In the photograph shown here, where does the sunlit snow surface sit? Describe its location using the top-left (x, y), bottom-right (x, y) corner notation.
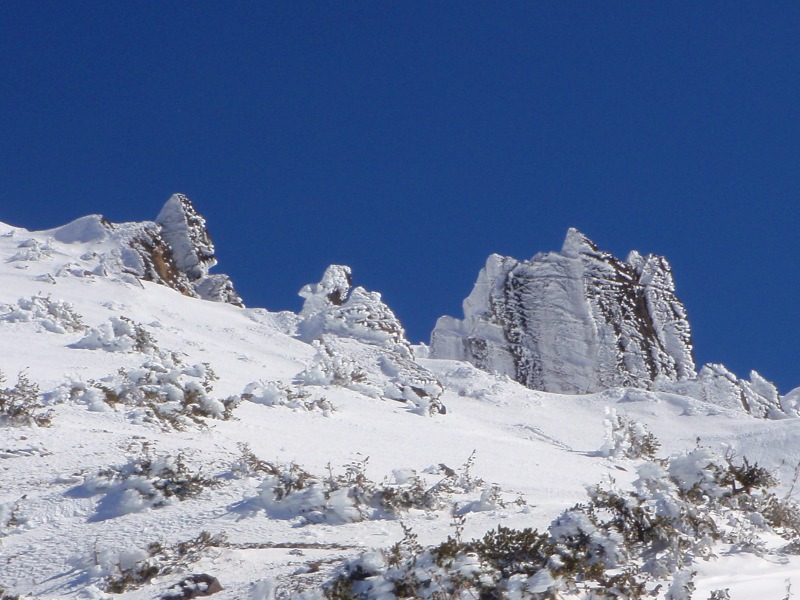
top-left (1, 217), bottom-right (800, 599)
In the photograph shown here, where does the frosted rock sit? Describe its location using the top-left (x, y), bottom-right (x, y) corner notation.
top-left (741, 370), bottom-right (782, 418)
top-left (298, 265), bottom-right (410, 352)
top-left (296, 267), bottom-right (444, 414)
top-left (430, 229), bottom-right (696, 394)
top-left (656, 363), bottom-right (787, 419)
top-left (42, 194), bottom-right (242, 306)
top-left (299, 264), bottom-right (353, 315)
top-left (155, 193), bottom-right (217, 280)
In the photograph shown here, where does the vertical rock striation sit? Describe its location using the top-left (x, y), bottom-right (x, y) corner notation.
top-left (431, 228), bottom-right (695, 394)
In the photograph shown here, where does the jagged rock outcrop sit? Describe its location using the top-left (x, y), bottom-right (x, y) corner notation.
top-left (48, 194), bottom-right (242, 306)
top-left (431, 229), bottom-right (696, 394)
top-left (297, 265), bottom-right (408, 350)
top-left (430, 229), bottom-right (791, 419)
top-left (296, 265), bottom-right (444, 414)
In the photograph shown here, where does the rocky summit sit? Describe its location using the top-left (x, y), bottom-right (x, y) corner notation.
top-left (430, 228), bottom-right (792, 418)
top-left (430, 228), bottom-right (696, 394)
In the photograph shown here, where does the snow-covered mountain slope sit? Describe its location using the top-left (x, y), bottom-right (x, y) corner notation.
top-left (2, 199), bottom-right (800, 600)
top-left (430, 228), bottom-right (794, 419)
top-left (26, 194), bottom-right (242, 308)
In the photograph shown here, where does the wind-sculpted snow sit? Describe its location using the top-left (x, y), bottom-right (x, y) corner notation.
top-left (297, 265), bottom-right (445, 414)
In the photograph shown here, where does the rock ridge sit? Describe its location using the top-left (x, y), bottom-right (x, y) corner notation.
top-left (430, 229), bottom-right (795, 419)
top-left (430, 228), bottom-right (695, 394)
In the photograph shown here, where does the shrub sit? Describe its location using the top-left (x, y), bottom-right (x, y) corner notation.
top-left (0, 371), bottom-right (51, 427)
top-left (71, 315), bottom-right (162, 354)
top-left (7, 238), bottom-right (52, 263)
top-left (0, 586), bottom-right (20, 600)
top-left (600, 407), bottom-right (660, 460)
top-left (73, 445), bottom-right (221, 520)
top-left (0, 294), bottom-right (84, 333)
top-left (242, 380), bottom-right (334, 415)
top-left (296, 339), bottom-right (380, 397)
top-left (61, 358), bottom-right (239, 429)
top-left (295, 336), bottom-right (446, 416)
top-left (319, 441), bottom-right (800, 599)
top-left (0, 497), bottom-right (28, 535)
top-left (96, 531), bottom-right (226, 593)
top-left (239, 451), bottom-right (505, 526)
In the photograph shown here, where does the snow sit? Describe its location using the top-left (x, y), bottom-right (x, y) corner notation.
top-left (2, 210), bottom-right (800, 598)
top-left (48, 215), bottom-right (110, 244)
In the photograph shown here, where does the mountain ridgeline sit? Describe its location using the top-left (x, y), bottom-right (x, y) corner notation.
top-left (33, 195), bottom-right (800, 419)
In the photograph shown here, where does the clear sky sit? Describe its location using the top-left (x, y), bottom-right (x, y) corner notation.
top-left (2, 3), bottom-right (798, 392)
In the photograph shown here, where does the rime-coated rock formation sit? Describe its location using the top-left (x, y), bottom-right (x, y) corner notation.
top-left (296, 265), bottom-right (444, 414)
top-left (430, 229), bottom-right (792, 419)
top-left (297, 265), bottom-right (408, 350)
top-left (431, 229), bottom-right (696, 394)
top-left (48, 194), bottom-right (242, 306)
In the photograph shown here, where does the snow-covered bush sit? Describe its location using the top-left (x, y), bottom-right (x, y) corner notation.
top-left (70, 315), bottom-right (162, 354)
top-left (296, 337), bottom-right (446, 416)
top-left (0, 371), bottom-right (51, 427)
top-left (86, 531), bottom-right (226, 593)
top-left (0, 586), bottom-right (20, 600)
top-left (72, 446), bottom-right (220, 521)
top-left (318, 444), bottom-right (800, 599)
top-left (0, 294), bottom-right (84, 333)
top-left (6, 238), bottom-right (52, 263)
top-left (242, 380), bottom-right (334, 415)
top-left (60, 357), bottom-right (239, 428)
top-left (599, 407), bottom-right (660, 460)
top-left (238, 451), bottom-right (501, 526)
top-left (0, 497), bottom-right (29, 536)
top-left (296, 338), bottom-right (380, 396)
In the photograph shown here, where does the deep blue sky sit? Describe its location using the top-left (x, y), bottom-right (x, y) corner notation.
top-left (2, 3), bottom-right (798, 391)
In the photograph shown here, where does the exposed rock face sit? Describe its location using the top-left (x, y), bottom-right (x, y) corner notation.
top-left (430, 228), bottom-right (793, 419)
top-left (296, 265), bottom-right (444, 414)
top-left (147, 194), bottom-right (242, 305)
top-left (50, 194), bottom-right (243, 306)
top-left (155, 194), bottom-right (217, 281)
top-left (431, 229), bottom-right (696, 394)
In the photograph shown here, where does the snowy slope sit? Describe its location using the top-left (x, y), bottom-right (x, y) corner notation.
top-left (2, 200), bottom-right (800, 600)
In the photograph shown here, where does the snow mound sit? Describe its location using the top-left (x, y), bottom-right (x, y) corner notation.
top-left (50, 214), bottom-right (110, 244)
